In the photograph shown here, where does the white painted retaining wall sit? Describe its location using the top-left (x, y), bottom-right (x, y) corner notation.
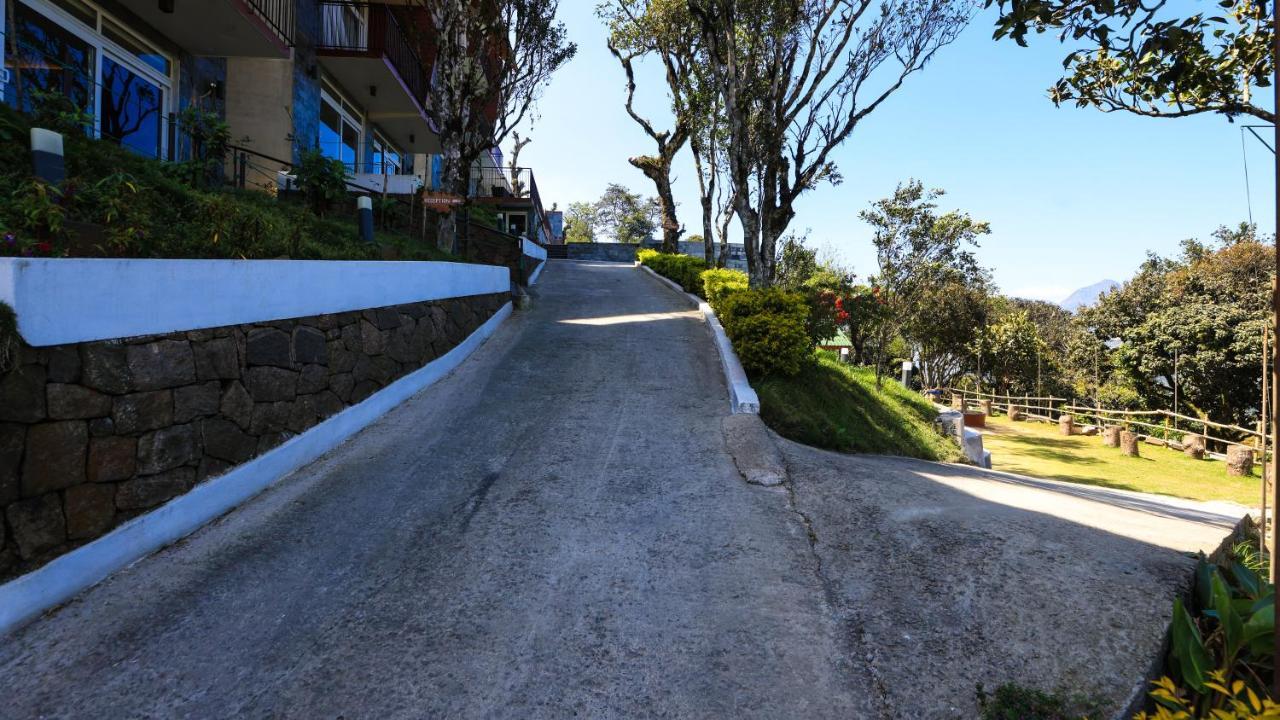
top-left (521, 238), bottom-right (548, 262)
top-left (0, 258), bottom-right (509, 347)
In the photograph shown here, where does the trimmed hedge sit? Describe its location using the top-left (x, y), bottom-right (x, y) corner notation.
top-left (701, 267), bottom-right (749, 309)
top-left (637, 249), bottom-right (709, 295)
top-left (717, 288), bottom-right (811, 378)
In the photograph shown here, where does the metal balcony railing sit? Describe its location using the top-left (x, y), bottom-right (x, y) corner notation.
top-left (246, 0), bottom-right (296, 46)
top-left (318, 2), bottom-right (429, 108)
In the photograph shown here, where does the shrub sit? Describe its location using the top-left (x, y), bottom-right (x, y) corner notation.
top-left (718, 288), bottom-right (810, 377)
top-left (293, 148), bottom-right (348, 216)
top-left (700, 267), bottom-right (748, 310)
top-left (636, 247), bottom-right (660, 264)
top-left (639, 250), bottom-right (708, 295)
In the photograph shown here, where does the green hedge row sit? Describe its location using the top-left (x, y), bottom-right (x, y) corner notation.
top-left (638, 249), bottom-right (809, 378)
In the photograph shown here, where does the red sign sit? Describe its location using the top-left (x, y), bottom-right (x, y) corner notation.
top-left (422, 192), bottom-right (464, 214)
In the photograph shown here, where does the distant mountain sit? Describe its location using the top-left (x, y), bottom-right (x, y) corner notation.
top-left (1060, 280), bottom-right (1120, 311)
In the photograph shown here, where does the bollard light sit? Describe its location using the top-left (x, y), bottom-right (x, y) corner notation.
top-left (30, 128), bottom-right (65, 186)
top-left (357, 196), bottom-right (374, 244)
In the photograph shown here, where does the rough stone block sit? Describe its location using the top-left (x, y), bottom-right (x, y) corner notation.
top-left (87, 436), bottom-right (137, 483)
top-left (174, 381), bottom-right (222, 423)
top-left (220, 381), bottom-right (254, 432)
top-left (22, 421), bottom-right (88, 496)
top-left (201, 417), bottom-right (256, 464)
top-left (247, 328), bottom-right (293, 368)
top-left (1102, 426), bottom-right (1122, 447)
top-left (113, 390), bottom-right (174, 435)
top-left (0, 423), bottom-right (25, 505)
top-left (246, 366), bottom-right (298, 403)
top-left (80, 343), bottom-right (131, 395)
top-left (197, 455), bottom-right (234, 482)
top-left (360, 320), bottom-right (385, 355)
top-left (287, 396), bottom-right (318, 434)
top-left (1120, 431), bottom-right (1140, 457)
top-left (351, 380), bottom-right (380, 404)
top-left (298, 364), bottom-right (329, 395)
top-left (293, 327), bottom-right (327, 366)
top-left (193, 337), bottom-right (240, 380)
top-left (46, 346), bottom-right (81, 383)
top-left (64, 483), bottom-right (116, 539)
top-left (330, 373), bottom-right (355, 403)
top-left (340, 323), bottom-right (362, 353)
top-left (1227, 446), bottom-right (1255, 477)
top-left (47, 383), bottom-right (112, 420)
top-left (256, 432), bottom-right (291, 455)
top-left (386, 330), bottom-right (417, 365)
top-left (137, 424), bottom-right (201, 475)
top-left (1058, 415), bottom-right (1074, 436)
top-left (1184, 435), bottom-right (1206, 460)
top-left (127, 340), bottom-right (196, 391)
top-left (0, 364), bottom-right (47, 423)
top-left (314, 390), bottom-right (345, 420)
top-left (116, 467), bottom-right (196, 510)
top-left (88, 417), bottom-right (115, 437)
top-left (250, 401), bottom-right (292, 435)
top-left (6, 493), bottom-right (65, 559)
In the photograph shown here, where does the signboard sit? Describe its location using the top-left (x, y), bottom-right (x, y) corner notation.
top-left (422, 192), bottom-right (464, 214)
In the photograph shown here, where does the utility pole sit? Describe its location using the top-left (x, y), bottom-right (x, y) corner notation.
top-left (1270, 9), bottom-right (1279, 694)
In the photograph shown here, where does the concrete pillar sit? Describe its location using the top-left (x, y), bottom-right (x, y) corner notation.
top-left (979, 399), bottom-right (993, 417)
top-left (1102, 426), bottom-right (1121, 447)
top-left (1227, 446), bottom-right (1255, 477)
top-left (1183, 436), bottom-right (1205, 460)
top-left (1120, 431), bottom-right (1140, 457)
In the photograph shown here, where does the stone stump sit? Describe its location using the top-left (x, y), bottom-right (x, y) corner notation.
top-left (979, 399), bottom-right (993, 417)
top-left (1008, 405), bottom-right (1024, 421)
top-left (1120, 431), bottom-right (1140, 457)
top-left (1102, 426), bottom-right (1122, 448)
top-left (951, 395), bottom-right (964, 411)
top-left (1058, 414), bottom-right (1074, 436)
top-left (1183, 436), bottom-right (1206, 460)
top-left (1227, 446), bottom-right (1255, 477)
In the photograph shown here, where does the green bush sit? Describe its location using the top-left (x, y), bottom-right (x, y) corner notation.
top-left (700, 267), bottom-right (748, 310)
top-left (638, 250), bottom-right (709, 295)
top-left (718, 288), bottom-right (810, 377)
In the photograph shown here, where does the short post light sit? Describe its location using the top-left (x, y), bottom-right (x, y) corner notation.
top-left (357, 195), bottom-right (374, 244)
top-left (30, 128), bottom-right (65, 186)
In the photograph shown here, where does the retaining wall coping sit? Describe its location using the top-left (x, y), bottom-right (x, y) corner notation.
top-left (0, 258), bottom-right (509, 347)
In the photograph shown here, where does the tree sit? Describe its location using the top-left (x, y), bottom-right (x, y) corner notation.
top-left (689, 0), bottom-right (972, 287)
top-left (595, 183), bottom-right (660, 243)
top-left (986, 0), bottom-right (1274, 122)
top-left (862, 181), bottom-right (991, 386)
top-left (564, 201), bottom-right (599, 243)
top-left (422, 0), bottom-right (576, 254)
top-left (602, 0), bottom-right (700, 253)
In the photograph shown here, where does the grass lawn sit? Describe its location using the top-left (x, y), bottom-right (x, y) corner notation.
top-left (981, 413), bottom-right (1260, 505)
top-left (757, 353), bottom-right (964, 462)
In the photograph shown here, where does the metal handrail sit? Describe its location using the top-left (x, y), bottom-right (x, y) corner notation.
top-left (245, 0), bottom-right (296, 46)
top-left (317, 2), bottom-right (428, 107)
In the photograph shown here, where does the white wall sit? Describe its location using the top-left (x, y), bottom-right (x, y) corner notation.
top-left (0, 258), bottom-right (510, 346)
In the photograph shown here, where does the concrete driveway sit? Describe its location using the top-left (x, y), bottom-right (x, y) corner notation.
top-left (0, 260), bottom-right (1241, 718)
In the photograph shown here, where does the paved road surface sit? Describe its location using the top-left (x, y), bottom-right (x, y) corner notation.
top-left (0, 260), bottom-right (1242, 718)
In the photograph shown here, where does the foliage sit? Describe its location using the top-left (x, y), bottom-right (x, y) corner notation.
top-left (987, 0), bottom-right (1274, 122)
top-left (1135, 673), bottom-right (1280, 719)
top-left (26, 87), bottom-right (93, 136)
top-left (1077, 231), bottom-right (1274, 426)
top-left (596, 183), bottom-right (660, 244)
top-left (564, 201), bottom-right (599, 243)
top-left (982, 310), bottom-right (1044, 394)
top-left (717, 288), bottom-right (811, 377)
top-left (976, 682), bottom-right (1102, 720)
top-left (700, 267), bottom-right (749, 308)
top-left (176, 105), bottom-right (232, 188)
top-left (638, 249), bottom-right (709, 294)
top-left (862, 180), bottom-right (991, 386)
top-left (0, 103), bottom-right (450, 262)
top-left (293, 148), bottom-right (348, 217)
top-left (1097, 381), bottom-right (1144, 410)
top-left (841, 284), bottom-right (890, 365)
top-left (688, 0), bottom-right (973, 286)
top-left (757, 353), bottom-right (964, 461)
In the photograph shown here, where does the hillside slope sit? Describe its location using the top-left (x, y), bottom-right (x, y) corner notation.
top-left (756, 353), bottom-right (963, 462)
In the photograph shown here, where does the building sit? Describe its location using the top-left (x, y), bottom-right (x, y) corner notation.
top-left (0, 0), bottom-right (553, 217)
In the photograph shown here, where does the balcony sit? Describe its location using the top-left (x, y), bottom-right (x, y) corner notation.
top-left (114, 0), bottom-right (293, 58)
top-left (316, 2), bottom-right (440, 154)
top-left (466, 166), bottom-right (552, 242)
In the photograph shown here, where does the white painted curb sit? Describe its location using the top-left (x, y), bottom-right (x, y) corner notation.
top-left (527, 259), bottom-right (545, 286)
top-left (637, 265), bottom-right (760, 415)
top-left (0, 302), bottom-right (513, 637)
top-left (0, 258), bottom-right (509, 346)
top-left (935, 405), bottom-right (993, 468)
top-left (520, 238), bottom-right (548, 262)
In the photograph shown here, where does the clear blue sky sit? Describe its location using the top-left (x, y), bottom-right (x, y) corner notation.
top-left (509, 3), bottom-right (1276, 303)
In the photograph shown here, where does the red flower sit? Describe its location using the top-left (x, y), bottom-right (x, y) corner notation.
top-left (35, 242), bottom-right (52, 254)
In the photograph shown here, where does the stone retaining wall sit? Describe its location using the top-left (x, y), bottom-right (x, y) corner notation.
top-left (0, 292), bottom-right (508, 581)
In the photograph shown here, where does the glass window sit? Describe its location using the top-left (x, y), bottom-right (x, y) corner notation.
top-left (99, 54), bottom-right (163, 158)
top-left (102, 18), bottom-right (169, 75)
top-left (8, 2), bottom-right (96, 120)
top-left (48, 0), bottom-right (95, 28)
top-left (319, 93), bottom-right (359, 171)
